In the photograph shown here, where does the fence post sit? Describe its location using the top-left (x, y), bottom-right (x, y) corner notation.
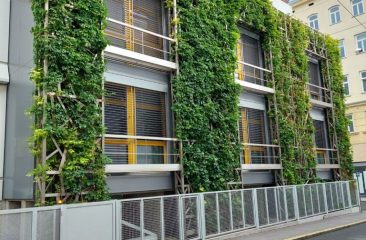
top-left (347, 182), bottom-right (352, 209)
top-left (115, 200), bottom-right (121, 240)
top-left (140, 199), bottom-right (144, 240)
top-left (293, 186), bottom-right (299, 220)
top-left (179, 196), bottom-right (184, 240)
top-left (31, 210), bottom-right (38, 240)
top-left (216, 193), bottom-right (221, 233)
top-left (229, 192), bottom-right (234, 231)
top-left (323, 183), bottom-right (328, 214)
top-left (283, 187), bottom-right (289, 222)
top-left (340, 182), bottom-right (346, 210)
top-left (160, 198), bottom-right (165, 240)
top-left (252, 189), bottom-right (259, 228)
top-left (199, 194), bottom-right (206, 239)
top-left (241, 190), bottom-right (246, 228)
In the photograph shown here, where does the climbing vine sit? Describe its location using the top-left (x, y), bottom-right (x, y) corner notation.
top-left (175, 0), bottom-right (353, 190)
top-left (30, 0), bottom-right (109, 205)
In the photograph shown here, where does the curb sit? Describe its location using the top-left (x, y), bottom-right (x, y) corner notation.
top-left (285, 219), bottom-right (366, 240)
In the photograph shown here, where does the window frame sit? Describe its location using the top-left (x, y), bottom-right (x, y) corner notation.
top-left (352, 0), bottom-right (365, 16)
top-left (339, 39), bottom-right (346, 58)
top-left (343, 75), bottom-right (350, 96)
top-left (347, 115), bottom-right (355, 133)
top-left (356, 32), bottom-right (366, 53)
top-left (329, 5), bottom-right (341, 25)
top-left (308, 14), bottom-right (319, 30)
top-left (361, 70), bottom-right (366, 92)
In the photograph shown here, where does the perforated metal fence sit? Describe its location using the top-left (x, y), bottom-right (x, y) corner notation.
top-left (120, 181), bottom-right (360, 240)
top-left (0, 181), bottom-right (360, 240)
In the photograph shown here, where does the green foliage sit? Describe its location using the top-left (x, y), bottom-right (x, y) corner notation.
top-left (175, 0), bottom-right (353, 188)
top-left (30, 0), bottom-right (109, 204)
top-left (174, 0), bottom-right (241, 192)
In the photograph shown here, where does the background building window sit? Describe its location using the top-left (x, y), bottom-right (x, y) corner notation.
top-left (339, 39), bottom-right (346, 58)
top-left (361, 71), bottom-right (366, 92)
top-left (343, 75), bottom-right (350, 95)
top-left (356, 32), bottom-right (366, 52)
top-left (330, 6), bottom-right (341, 24)
top-left (347, 115), bottom-right (355, 132)
top-left (308, 14), bottom-right (319, 30)
top-left (352, 0), bottom-right (364, 16)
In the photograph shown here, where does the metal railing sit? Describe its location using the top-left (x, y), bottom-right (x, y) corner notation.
top-left (0, 181), bottom-right (360, 240)
top-left (105, 18), bottom-right (175, 61)
top-left (308, 83), bottom-right (332, 104)
top-left (315, 148), bottom-right (338, 165)
top-left (103, 135), bottom-right (182, 165)
top-left (236, 61), bottom-right (272, 86)
top-left (241, 143), bottom-right (280, 164)
top-left (120, 181), bottom-right (360, 240)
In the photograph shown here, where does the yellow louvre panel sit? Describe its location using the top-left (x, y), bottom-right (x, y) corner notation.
top-left (240, 108), bottom-right (250, 164)
top-left (126, 86), bottom-right (136, 164)
top-left (105, 83), bottom-right (128, 135)
top-left (236, 42), bottom-right (244, 80)
top-left (124, 0), bottom-right (134, 50)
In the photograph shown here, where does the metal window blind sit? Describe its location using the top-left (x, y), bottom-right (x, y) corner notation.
top-left (136, 88), bottom-right (166, 137)
top-left (242, 34), bottom-right (260, 66)
top-left (239, 108), bottom-right (266, 144)
top-left (105, 82), bottom-right (128, 135)
top-left (105, 142), bottom-right (129, 164)
top-left (314, 120), bottom-right (327, 148)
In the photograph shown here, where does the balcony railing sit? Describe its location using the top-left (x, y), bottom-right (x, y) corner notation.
top-left (104, 135), bottom-right (181, 165)
top-left (236, 61), bottom-right (272, 87)
top-left (308, 83), bottom-right (332, 104)
top-left (315, 148), bottom-right (338, 165)
top-left (105, 18), bottom-right (175, 61)
top-left (241, 143), bottom-right (280, 165)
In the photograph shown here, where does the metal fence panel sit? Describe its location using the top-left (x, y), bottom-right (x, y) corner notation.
top-left (267, 188), bottom-right (278, 224)
top-left (182, 196), bottom-right (200, 240)
top-left (122, 200), bottom-right (141, 239)
top-left (256, 189), bottom-right (268, 226)
top-left (231, 190), bottom-right (244, 230)
top-left (243, 190), bottom-right (255, 228)
top-left (0, 212), bottom-right (32, 240)
top-left (37, 209), bottom-right (60, 240)
top-left (203, 193), bottom-right (218, 236)
top-left (286, 187), bottom-right (296, 220)
top-left (163, 196), bottom-right (181, 240)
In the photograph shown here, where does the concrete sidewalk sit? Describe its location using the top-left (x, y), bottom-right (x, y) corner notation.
top-left (224, 211), bottom-right (366, 240)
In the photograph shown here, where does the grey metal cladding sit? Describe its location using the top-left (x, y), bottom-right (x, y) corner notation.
top-left (4, 0), bottom-right (34, 199)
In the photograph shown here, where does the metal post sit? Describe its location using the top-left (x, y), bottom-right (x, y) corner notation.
top-left (140, 199), bottom-right (144, 240)
top-left (31, 210), bottom-right (38, 240)
top-left (241, 190), bottom-right (246, 228)
top-left (347, 182), bottom-right (352, 208)
top-left (323, 183), bottom-right (328, 214)
top-left (179, 197), bottom-right (184, 240)
top-left (265, 189), bottom-right (269, 225)
top-left (216, 193), bottom-right (221, 233)
top-left (274, 188), bottom-right (279, 223)
top-left (293, 186), bottom-right (299, 220)
top-left (253, 189), bottom-right (260, 228)
top-left (228, 192), bottom-right (234, 231)
top-left (160, 198), bottom-right (165, 240)
top-left (284, 187), bottom-right (289, 221)
top-left (340, 183), bottom-right (346, 210)
top-left (316, 184), bottom-right (321, 214)
top-left (199, 194), bottom-right (206, 239)
top-left (309, 186), bottom-right (314, 215)
top-left (334, 183), bottom-right (340, 210)
top-left (302, 187), bottom-right (307, 217)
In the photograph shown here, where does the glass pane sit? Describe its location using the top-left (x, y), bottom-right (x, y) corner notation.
top-left (137, 145), bottom-right (164, 164)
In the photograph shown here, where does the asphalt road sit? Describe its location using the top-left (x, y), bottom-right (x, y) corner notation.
top-left (307, 222), bottom-right (366, 240)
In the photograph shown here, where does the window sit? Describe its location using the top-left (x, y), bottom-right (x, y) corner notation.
top-left (239, 107), bottom-right (270, 164)
top-left (308, 60), bottom-right (325, 101)
top-left (308, 14), bottom-right (319, 30)
top-left (104, 82), bottom-right (167, 164)
top-left (313, 119), bottom-right (329, 164)
top-left (347, 115), bottom-right (355, 132)
top-left (361, 71), bottom-right (366, 92)
top-left (343, 75), bottom-right (350, 96)
top-left (352, 0), bottom-right (364, 16)
top-left (339, 39), bottom-right (346, 58)
top-left (329, 6), bottom-right (341, 24)
top-left (356, 32), bottom-right (366, 52)
top-left (236, 32), bottom-right (264, 85)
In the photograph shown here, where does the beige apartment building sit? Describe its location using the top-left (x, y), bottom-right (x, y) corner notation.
top-left (290, 0), bottom-right (366, 192)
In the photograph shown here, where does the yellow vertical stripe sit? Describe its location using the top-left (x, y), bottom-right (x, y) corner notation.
top-left (241, 108), bottom-right (250, 164)
top-left (127, 86), bottom-right (136, 164)
top-left (124, 0), bottom-right (134, 51)
top-left (237, 42), bottom-right (244, 81)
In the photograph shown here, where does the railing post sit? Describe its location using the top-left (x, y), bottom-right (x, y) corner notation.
top-left (229, 192), bottom-right (234, 231)
top-left (179, 196), bottom-right (184, 240)
top-left (347, 182), bottom-right (352, 209)
top-left (340, 182), bottom-right (346, 210)
top-left (116, 200), bottom-right (122, 240)
top-left (31, 210), bottom-right (38, 240)
top-left (293, 186), bottom-right (299, 221)
top-left (216, 193), bottom-right (221, 233)
top-left (274, 188), bottom-right (279, 223)
top-left (323, 183), bottom-right (328, 214)
top-left (283, 187), bottom-right (289, 221)
top-left (252, 189), bottom-right (260, 228)
top-left (241, 190), bottom-right (246, 229)
top-left (265, 189), bottom-right (269, 225)
top-left (140, 199), bottom-right (144, 240)
top-left (199, 194), bottom-right (206, 239)
top-left (160, 198), bottom-right (165, 240)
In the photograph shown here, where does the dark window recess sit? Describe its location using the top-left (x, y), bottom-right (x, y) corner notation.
top-left (308, 61), bottom-right (324, 101)
top-left (105, 82), bottom-right (128, 135)
top-left (314, 120), bottom-right (327, 149)
top-left (241, 34), bottom-right (263, 84)
top-left (136, 88), bottom-right (166, 137)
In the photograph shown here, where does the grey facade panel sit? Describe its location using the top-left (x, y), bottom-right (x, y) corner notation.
top-left (243, 172), bottom-right (274, 185)
top-left (4, 0), bottom-right (34, 199)
top-left (107, 173), bottom-right (173, 194)
top-left (239, 91), bottom-right (266, 110)
top-left (317, 170), bottom-right (332, 180)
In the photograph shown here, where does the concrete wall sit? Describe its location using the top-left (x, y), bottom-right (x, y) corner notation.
top-left (4, 0), bottom-right (34, 200)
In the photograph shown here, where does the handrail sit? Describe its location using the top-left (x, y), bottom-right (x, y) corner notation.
top-left (243, 143), bottom-right (280, 148)
top-left (106, 18), bottom-right (176, 42)
top-left (104, 134), bottom-right (179, 142)
top-left (307, 82), bottom-right (330, 91)
top-left (237, 60), bottom-right (271, 73)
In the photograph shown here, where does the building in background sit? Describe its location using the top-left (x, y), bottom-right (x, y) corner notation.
top-left (290, 0), bottom-right (366, 194)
